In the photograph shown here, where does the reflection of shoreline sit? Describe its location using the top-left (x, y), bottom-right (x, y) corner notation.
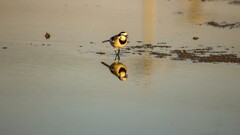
top-left (142, 0), bottom-right (155, 90)
top-left (143, 0), bottom-right (155, 44)
top-left (186, 0), bottom-right (205, 23)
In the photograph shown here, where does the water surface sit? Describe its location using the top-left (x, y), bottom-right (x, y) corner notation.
top-left (1, 0), bottom-right (240, 135)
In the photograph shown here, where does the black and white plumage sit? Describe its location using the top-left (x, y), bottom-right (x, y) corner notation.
top-left (101, 61), bottom-right (128, 81)
top-left (102, 32), bottom-right (128, 59)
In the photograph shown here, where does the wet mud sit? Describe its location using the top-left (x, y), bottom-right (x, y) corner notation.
top-left (205, 21), bottom-right (240, 29)
top-left (96, 51), bottom-right (106, 55)
top-left (171, 49), bottom-right (240, 63)
top-left (228, 0), bottom-right (240, 5)
top-left (7, 39), bottom-right (238, 65)
top-left (120, 43), bottom-right (240, 64)
top-left (200, 0), bottom-right (240, 5)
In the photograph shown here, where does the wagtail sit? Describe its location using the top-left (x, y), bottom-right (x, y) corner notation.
top-left (102, 32), bottom-right (128, 59)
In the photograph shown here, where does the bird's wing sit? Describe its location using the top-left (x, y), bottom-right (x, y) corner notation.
top-left (110, 35), bottom-right (118, 41)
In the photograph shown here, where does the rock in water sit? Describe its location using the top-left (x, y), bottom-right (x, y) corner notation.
top-left (45, 32), bottom-right (51, 39)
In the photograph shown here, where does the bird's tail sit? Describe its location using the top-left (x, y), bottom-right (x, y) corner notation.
top-left (102, 40), bottom-right (110, 43)
top-left (101, 62), bottom-right (110, 68)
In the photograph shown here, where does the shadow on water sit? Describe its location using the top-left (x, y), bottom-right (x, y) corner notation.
top-left (101, 55), bottom-right (128, 81)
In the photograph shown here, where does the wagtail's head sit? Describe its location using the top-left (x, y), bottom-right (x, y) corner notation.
top-left (119, 72), bottom-right (128, 81)
top-left (118, 66), bottom-right (127, 81)
top-left (119, 32), bottom-right (128, 40)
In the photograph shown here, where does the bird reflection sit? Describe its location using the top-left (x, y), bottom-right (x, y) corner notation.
top-left (101, 59), bottom-right (128, 81)
top-left (114, 52), bottom-right (120, 61)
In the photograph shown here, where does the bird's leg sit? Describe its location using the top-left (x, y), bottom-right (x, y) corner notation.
top-left (117, 49), bottom-right (120, 61)
top-left (114, 55), bottom-right (120, 62)
top-left (118, 49), bottom-right (120, 55)
top-left (114, 54), bottom-right (117, 61)
top-left (114, 48), bottom-right (118, 55)
top-left (114, 48), bottom-right (118, 61)
top-left (114, 49), bottom-right (120, 61)
top-left (114, 54), bottom-right (120, 61)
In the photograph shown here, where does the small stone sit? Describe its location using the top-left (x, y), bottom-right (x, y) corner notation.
top-left (96, 52), bottom-right (105, 55)
top-left (193, 36), bottom-right (199, 40)
top-left (45, 32), bottom-right (51, 39)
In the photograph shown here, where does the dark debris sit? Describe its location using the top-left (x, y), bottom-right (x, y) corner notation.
top-left (121, 43), bottom-right (240, 63)
top-left (205, 21), bottom-right (240, 29)
top-left (171, 49), bottom-right (240, 63)
top-left (45, 32), bottom-right (51, 40)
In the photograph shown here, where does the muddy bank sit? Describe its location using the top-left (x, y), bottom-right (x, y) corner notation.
top-left (122, 44), bottom-right (171, 57)
top-left (120, 43), bottom-right (240, 64)
top-left (204, 21), bottom-right (240, 29)
top-left (21, 39), bottom-right (235, 64)
top-left (171, 49), bottom-right (240, 63)
top-left (200, 0), bottom-right (240, 5)
top-left (228, 0), bottom-right (240, 5)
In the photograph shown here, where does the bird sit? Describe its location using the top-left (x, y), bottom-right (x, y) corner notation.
top-left (102, 32), bottom-right (128, 60)
top-left (101, 61), bottom-right (128, 81)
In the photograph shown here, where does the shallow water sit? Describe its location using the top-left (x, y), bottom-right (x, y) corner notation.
top-left (1, 0), bottom-right (240, 135)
